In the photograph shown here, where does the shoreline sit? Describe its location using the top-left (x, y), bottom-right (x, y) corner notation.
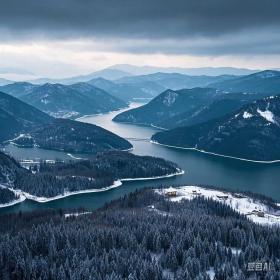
top-left (151, 140), bottom-right (280, 164)
top-left (0, 185), bottom-right (26, 208)
top-left (121, 169), bottom-right (184, 181)
top-left (0, 170), bottom-right (183, 207)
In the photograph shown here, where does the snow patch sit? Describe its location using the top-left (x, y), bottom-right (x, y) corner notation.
top-left (163, 91), bottom-right (178, 107)
top-left (257, 108), bottom-right (275, 123)
top-left (243, 111), bottom-right (253, 119)
top-left (64, 211), bottom-right (91, 218)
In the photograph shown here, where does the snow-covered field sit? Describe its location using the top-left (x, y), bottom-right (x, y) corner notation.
top-left (156, 186), bottom-right (280, 226)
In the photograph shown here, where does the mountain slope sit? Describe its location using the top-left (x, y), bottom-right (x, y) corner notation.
top-left (12, 118), bottom-right (133, 154)
top-left (0, 151), bottom-right (27, 183)
top-left (210, 70), bottom-right (280, 94)
top-left (4, 82), bottom-right (127, 118)
top-left (0, 91), bottom-right (132, 153)
top-left (0, 91), bottom-right (52, 142)
top-left (152, 95), bottom-right (280, 161)
top-left (113, 88), bottom-right (226, 127)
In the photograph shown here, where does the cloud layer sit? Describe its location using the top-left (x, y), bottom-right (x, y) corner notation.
top-left (1, 0), bottom-right (280, 55)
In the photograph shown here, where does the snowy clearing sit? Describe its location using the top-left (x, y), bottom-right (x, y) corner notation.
top-left (156, 186), bottom-right (280, 226)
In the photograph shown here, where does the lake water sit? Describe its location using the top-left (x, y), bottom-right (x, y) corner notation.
top-left (1, 102), bottom-right (280, 214)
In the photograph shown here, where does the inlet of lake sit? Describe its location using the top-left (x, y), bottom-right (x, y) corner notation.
top-left (1, 102), bottom-right (280, 214)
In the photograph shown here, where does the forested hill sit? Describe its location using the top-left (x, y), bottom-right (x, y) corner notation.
top-left (113, 88), bottom-right (224, 127)
top-left (152, 95), bottom-right (280, 161)
top-left (0, 188), bottom-right (279, 279)
top-left (14, 151), bottom-right (180, 198)
top-left (113, 84), bottom-right (275, 130)
top-left (0, 90), bottom-right (132, 154)
top-left (0, 82), bottom-right (127, 118)
top-left (12, 118), bottom-right (133, 154)
top-left (0, 91), bottom-right (52, 142)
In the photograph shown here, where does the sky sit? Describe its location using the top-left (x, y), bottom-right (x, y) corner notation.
top-left (0, 0), bottom-right (280, 79)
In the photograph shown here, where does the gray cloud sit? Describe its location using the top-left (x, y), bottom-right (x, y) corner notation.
top-left (1, 0), bottom-right (280, 55)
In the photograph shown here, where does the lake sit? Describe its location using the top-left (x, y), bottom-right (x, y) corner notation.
top-left (1, 102), bottom-right (280, 214)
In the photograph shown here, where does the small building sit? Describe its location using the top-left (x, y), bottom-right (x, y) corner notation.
top-left (192, 190), bottom-right (201, 196)
top-left (166, 191), bottom-right (177, 197)
top-left (216, 195), bottom-right (228, 200)
top-left (233, 193), bottom-right (246, 199)
top-left (251, 210), bottom-right (265, 217)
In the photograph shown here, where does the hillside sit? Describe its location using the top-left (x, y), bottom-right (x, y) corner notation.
top-left (12, 118), bottom-right (133, 154)
top-left (0, 91), bottom-right (52, 142)
top-left (210, 70), bottom-right (280, 94)
top-left (0, 151), bottom-right (26, 184)
top-left (1, 82), bottom-right (127, 118)
top-left (0, 187), bottom-right (279, 279)
top-left (0, 91), bottom-right (133, 154)
top-left (114, 88), bottom-right (227, 127)
top-left (152, 95), bottom-right (280, 161)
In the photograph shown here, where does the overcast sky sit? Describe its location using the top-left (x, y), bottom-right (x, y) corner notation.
top-left (0, 0), bottom-right (280, 78)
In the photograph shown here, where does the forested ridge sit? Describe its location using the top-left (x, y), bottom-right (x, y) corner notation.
top-left (3, 151), bottom-right (179, 198)
top-left (0, 188), bottom-right (279, 279)
top-left (12, 118), bottom-right (133, 154)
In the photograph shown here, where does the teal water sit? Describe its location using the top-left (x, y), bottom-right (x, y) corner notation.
top-left (1, 102), bottom-right (280, 214)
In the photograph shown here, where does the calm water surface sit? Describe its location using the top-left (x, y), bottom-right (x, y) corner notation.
top-left (1, 102), bottom-right (280, 214)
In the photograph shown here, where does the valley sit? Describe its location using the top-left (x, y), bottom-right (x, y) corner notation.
top-left (1, 102), bottom-right (280, 214)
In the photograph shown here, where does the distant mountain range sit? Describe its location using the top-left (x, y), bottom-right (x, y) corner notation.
top-left (88, 77), bottom-right (161, 102)
top-left (209, 70), bottom-right (280, 94)
top-left (152, 95), bottom-right (280, 161)
top-left (0, 82), bottom-right (127, 118)
top-left (108, 64), bottom-right (259, 76)
top-left (28, 69), bottom-right (131, 85)
top-left (114, 70), bottom-right (280, 129)
top-left (0, 91), bottom-right (132, 153)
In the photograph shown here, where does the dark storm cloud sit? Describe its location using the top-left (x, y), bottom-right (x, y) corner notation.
top-left (1, 0), bottom-right (280, 55)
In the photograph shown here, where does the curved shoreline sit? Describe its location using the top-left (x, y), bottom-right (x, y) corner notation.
top-left (0, 170), bottom-right (184, 208)
top-left (0, 185), bottom-right (26, 208)
top-left (151, 140), bottom-right (280, 164)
